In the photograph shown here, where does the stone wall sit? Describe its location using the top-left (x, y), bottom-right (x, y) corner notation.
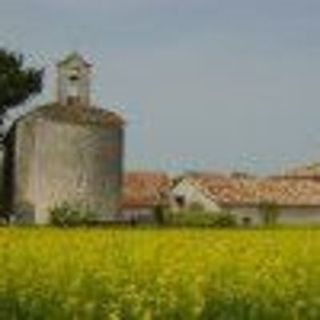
top-left (11, 115), bottom-right (123, 224)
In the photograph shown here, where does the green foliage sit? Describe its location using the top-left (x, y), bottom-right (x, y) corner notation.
top-left (49, 202), bottom-right (96, 227)
top-left (153, 205), bottom-right (165, 225)
top-left (0, 49), bottom-right (43, 121)
top-left (165, 209), bottom-right (237, 228)
top-left (15, 201), bottom-right (34, 224)
top-left (189, 201), bottom-right (205, 211)
top-left (259, 201), bottom-right (280, 226)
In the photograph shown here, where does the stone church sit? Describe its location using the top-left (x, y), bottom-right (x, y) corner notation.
top-left (3, 53), bottom-right (125, 224)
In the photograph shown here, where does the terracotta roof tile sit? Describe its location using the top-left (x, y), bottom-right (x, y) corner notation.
top-left (122, 172), bottom-right (170, 208)
top-left (188, 173), bottom-right (320, 207)
top-left (279, 163), bottom-right (320, 179)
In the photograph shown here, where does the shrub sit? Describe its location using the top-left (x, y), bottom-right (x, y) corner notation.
top-left (165, 210), bottom-right (237, 228)
top-left (14, 201), bottom-right (35, 224)
top-left (189, 201), bottom-right (205, 212)
top-left (214, 211), bottom-right (238, 227)
top-left (153, 205), bottom-right (166, 225)
top-left (49, 202), bottom-right (96, 227)
top-left (259, 201), bottom-right (280, 226)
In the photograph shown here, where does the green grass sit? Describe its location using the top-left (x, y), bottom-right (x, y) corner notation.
top-left (0, 227), bottom-right (319, 319)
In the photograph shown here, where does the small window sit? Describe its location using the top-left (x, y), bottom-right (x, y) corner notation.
top-left (175, 195), bottom-right (186, 209)
top-left (69, 74), bottom-right (79, 82)
top-left (69, 67), bottom-right (80, 82)
top-left (242, 216), bottom-right (252, 226)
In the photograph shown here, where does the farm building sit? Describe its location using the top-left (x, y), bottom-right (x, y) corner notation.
top-left (121, 172), bottom-right (170, 222)
top-left (171, 172), bottom-right (320, 225)
top-left (3, 53), bottom-right (125, 224)
top-left (275, 162), bottom-right (320, 181)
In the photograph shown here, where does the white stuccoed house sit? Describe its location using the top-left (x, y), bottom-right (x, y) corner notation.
top-left (171, 172), bottom-right (320, 226)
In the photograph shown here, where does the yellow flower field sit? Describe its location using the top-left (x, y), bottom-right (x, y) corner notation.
top-left (0, 228), bottom-right (319, 319)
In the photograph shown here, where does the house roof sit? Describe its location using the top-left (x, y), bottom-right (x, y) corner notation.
top-left (185, 173), bottom-right (320, 207)
top-left (279, 163), bottom-right (320, 179)
top-left (122, 172), bottom-right (170, 208)
top-left (15, 102), bottom-right (124, 129)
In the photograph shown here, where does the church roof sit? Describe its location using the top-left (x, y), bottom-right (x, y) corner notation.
top-left (16, 102), bottom-right (124, 128)
top-left (57, 52), bottom-right (91, 68)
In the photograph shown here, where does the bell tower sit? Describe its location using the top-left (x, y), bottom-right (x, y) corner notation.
top-left (57, 52), bottom-right (91, 106)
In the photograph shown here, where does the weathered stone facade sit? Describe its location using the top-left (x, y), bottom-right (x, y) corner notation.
top-left (3, 53), bottom-right (124, 224)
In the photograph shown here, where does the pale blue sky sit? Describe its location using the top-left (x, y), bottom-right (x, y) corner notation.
top-left (1, 0), bottom-right (320, 174)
